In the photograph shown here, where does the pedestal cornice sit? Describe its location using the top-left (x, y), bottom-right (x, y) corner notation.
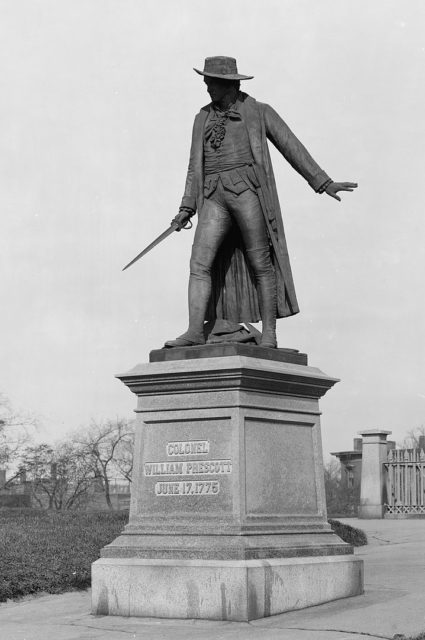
top-left (117, 355), bottom-right (339, 400)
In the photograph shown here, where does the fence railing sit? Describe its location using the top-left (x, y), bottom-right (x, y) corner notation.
top-left (384, 448), bottom-right (425, 514)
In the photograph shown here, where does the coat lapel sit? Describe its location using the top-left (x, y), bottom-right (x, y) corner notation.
top-left (238, 94), bottom-right (263, 169)
top-left (193, 106), bottom-right (209, 211)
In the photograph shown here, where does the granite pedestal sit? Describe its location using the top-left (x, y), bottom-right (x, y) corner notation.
top-left (92, 345), bottom-right (363, 620)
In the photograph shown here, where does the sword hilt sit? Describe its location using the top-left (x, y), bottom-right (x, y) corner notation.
top-left (172, 217), bottom-right (193, 231)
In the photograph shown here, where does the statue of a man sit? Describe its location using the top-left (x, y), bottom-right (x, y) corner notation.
top-left (165, 57), bottom-right (357, 349)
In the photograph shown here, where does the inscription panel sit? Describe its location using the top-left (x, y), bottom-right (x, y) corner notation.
top-left (137, 419), bottom-right (233, 515)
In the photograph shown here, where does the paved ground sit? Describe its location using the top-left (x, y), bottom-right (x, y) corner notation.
top-left (1, 518), bottom-right (424, 640)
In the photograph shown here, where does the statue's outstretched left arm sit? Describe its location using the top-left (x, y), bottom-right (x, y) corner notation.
top-left (263, 104), bottom-right (357, 199)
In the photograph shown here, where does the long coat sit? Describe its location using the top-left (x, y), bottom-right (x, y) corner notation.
top-left (180, 92), bottom-right (330, 323)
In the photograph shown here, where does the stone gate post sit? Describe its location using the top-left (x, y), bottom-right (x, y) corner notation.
top-left (358, 429), bottom-right (391, 519)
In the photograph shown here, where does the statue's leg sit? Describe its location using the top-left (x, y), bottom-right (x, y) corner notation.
top-left (164, 193), bottom-right (231, 348)
top-left (229, 189), bottom-right (277, 348)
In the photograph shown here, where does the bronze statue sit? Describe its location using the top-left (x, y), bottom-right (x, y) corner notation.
top-left (164, 57), bottom-right (357, 349)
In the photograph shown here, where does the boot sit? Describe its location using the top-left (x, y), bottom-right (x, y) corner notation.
top-left (259, 300), bottom-right (277, 349)
top-left (164, 274), bottom-right (210, 348)
top-left (246, 246), bottom-right (278, 349)
top-left (260, 325), bottom-right (277, 349)
top-left (164, 331), bottom-right (205, 348)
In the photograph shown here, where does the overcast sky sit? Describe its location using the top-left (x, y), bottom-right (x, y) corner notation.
top-left (0, 0), bottom-right (424, 457)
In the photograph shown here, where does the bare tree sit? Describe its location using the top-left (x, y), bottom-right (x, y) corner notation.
top-left (113, 429), bottom-right (134, 483)
top-left (324, 458), bottom-right (359, 517)
top-left (21, 441), bottom-right (94, 510)
top-left (0, 393), bottom-right (36, 472)
top-left (400, 424), bottom-right (425, 449)
top-left (76, 418), bottom-right (134, 510)
top-left (57, 441), bottom-right (95, 509)
top-left (20, 443), bottom-right (55, 508)
top-left (3, 409), bottom-right (135, 510)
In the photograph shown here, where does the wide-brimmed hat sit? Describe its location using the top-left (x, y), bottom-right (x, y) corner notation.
top-left (194, 56), bottom-right (253, 81)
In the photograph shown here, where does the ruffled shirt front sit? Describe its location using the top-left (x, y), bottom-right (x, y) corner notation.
top-left (203, 98), bottom-right (254, 175)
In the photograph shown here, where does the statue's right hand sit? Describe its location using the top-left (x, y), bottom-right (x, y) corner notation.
top-left (172, 208), bottom-right (194, 231)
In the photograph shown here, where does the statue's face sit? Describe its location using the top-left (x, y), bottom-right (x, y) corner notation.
top-left (203, 76), bottom-right (235, 103)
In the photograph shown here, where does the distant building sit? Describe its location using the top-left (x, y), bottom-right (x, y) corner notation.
top-left (332, 437), bottom-right (396, 492)
top-left (331, 438), bottom-right (363, 492)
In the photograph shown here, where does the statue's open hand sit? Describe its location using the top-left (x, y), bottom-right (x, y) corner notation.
top-left (325, 182), bottom-right (358, 202)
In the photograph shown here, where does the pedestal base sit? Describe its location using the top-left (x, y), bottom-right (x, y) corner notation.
top-left (92, 555), bottom-right (363, 621)
top-left (93, 351), bottom-right (364, 620)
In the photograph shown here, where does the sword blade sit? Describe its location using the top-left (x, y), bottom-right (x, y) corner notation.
top-left (122, 222), bottom-right (179, 271)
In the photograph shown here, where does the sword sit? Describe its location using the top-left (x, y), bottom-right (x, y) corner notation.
top-left (122, 217), bottom-right (193, 271)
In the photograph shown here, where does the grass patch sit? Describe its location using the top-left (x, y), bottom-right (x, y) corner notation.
top-left (0, 509), bottom-right (127, 601)
top-left (329, 518), bottom-right (368, 546)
